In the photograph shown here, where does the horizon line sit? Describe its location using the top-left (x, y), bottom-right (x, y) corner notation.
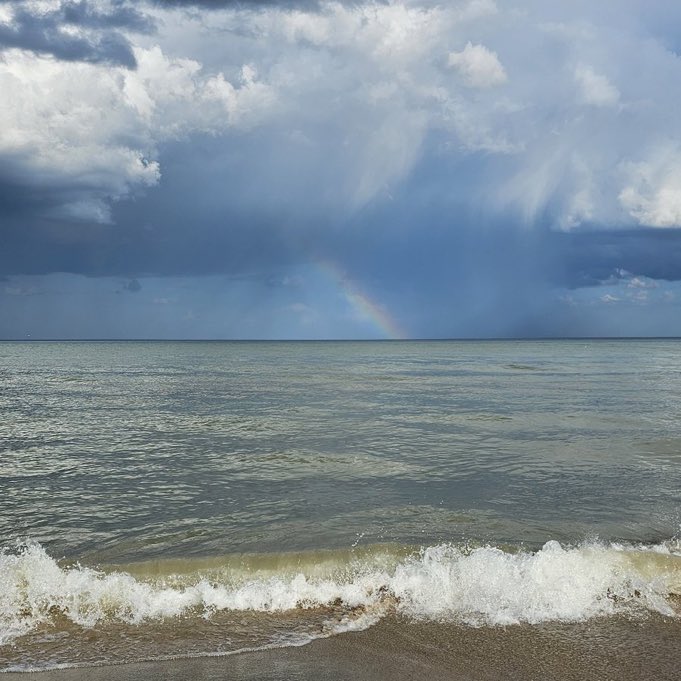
top-left (2, 336), bottom-right (681, 342)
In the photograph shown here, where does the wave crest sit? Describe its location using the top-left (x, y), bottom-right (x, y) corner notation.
top-left (1, 540), bottom-right (680, 645)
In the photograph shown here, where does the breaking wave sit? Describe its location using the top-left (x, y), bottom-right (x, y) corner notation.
top-left (1, 539), bottom-right (680, 647)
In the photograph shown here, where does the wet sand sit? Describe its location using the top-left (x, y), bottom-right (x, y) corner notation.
top-left (5, 615), bottom-right (680, 681)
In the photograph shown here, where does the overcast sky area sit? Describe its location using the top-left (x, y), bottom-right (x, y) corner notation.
top-left (3, 0), bottom-right (681, 338)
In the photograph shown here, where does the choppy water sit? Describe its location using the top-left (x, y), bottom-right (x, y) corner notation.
top-left (1, 340), bottom-right (681, 671)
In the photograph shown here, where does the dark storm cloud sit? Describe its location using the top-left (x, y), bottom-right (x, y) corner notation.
top-left (4, 120), bottom-right (681, 296)
top-left (0, 155), bottom-right (93, 218)
top-left (0, 1), bottom-right (154, 67)
top-left (149, 0), bottom-right (322, 8)
top-left (555, 229), bottom-right (681, 289)
top-left (60, 1), bottom-right (154, 32)
top-left (0, 177), bottom-right (297, 281)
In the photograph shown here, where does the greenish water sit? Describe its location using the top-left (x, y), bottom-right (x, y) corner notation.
top-left (1, 340), bottom-right (680, 670)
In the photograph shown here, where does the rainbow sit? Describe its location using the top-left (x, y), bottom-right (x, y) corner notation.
top-left (315, 259), bottom-right (408, 339)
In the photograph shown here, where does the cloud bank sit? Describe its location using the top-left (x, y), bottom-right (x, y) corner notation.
top-left (2, 0), bottom-right (681, 337)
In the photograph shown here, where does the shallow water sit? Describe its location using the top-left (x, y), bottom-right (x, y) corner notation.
top-left (1, 340), bottom-right (681, 670)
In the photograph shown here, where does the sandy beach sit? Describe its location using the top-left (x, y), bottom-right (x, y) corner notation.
top-left (4, 615), bottom-right (680, 681)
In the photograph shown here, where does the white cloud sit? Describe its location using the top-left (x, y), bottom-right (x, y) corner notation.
top-left (0, 43), bottom-right (276, 221)
top-left (0, 4), bottom-right (13, 24)
top-left (0, 51), bottom-right (161, 220)
top-left (621, 183), bottom-right (681, 227)
top-left (575, 65), bottom-right (620, 107)
top-left (453, 0), bottom-right (499, 23)
top-left (628, 276), bottom-right (658, 289)
top-left (619, 152), bottom-right (681, 227)
top-left (560, 188), bottom-right (595, 229)
top-left (204, 65), bottom-right (277, 129)
top-left (4, 0), bottom-right (681, 232)
top-left (448, 42), bottom-right (508, 88)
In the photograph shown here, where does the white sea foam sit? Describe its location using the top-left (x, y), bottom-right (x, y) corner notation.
top-left (1, 540), bottom-right (679, 645)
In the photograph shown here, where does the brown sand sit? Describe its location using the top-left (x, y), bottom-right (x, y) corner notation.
top-left (3, 615), bottom-right (680, 681)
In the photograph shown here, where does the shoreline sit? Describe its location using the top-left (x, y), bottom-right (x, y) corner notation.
top-left (4, 615), bottom-right (681, 681)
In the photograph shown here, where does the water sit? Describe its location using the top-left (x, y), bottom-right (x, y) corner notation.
top-left (1, 340), bottom-right (680, 672)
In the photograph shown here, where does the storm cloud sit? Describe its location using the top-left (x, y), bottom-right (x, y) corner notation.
top-left (3, 0), bottom-right (681, 338)
top-left (0, 0), bottom-right (153, 67)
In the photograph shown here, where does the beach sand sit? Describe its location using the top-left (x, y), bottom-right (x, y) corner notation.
top-left (5, 615), bottom-right (680, 681)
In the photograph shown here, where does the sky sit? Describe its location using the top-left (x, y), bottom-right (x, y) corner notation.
top-left (2, 0), bottom-right (681, 339)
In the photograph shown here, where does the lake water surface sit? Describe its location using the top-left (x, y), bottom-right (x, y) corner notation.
top-left (1, 340), bottom-right (680, 672)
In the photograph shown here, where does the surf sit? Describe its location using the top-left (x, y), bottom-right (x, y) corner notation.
top-left (1, 538), bottom-right (680, 651)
